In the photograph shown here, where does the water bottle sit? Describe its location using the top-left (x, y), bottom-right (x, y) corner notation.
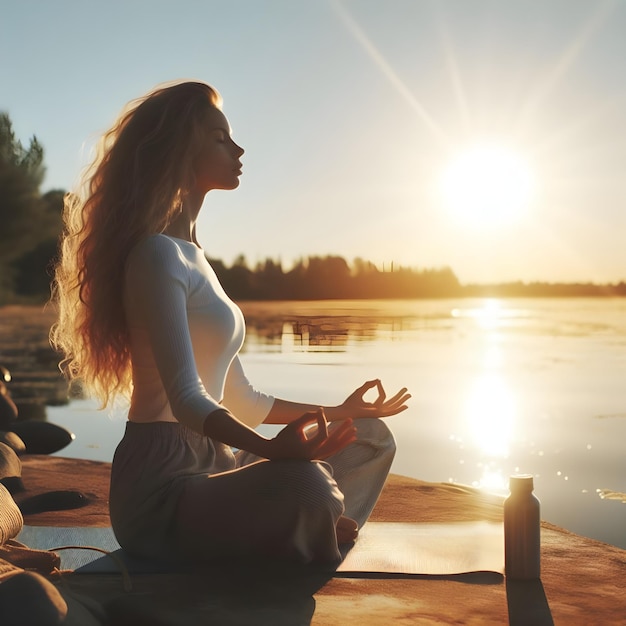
top-left (504, 474), bottom-right (541, 579)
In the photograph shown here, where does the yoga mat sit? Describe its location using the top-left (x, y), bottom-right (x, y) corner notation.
top-left (338, 521), bottom-right (504, 575)
top-left (16, 525), bottom-right (170, 574)
top-left (17, 521), bottom-right (504, 576)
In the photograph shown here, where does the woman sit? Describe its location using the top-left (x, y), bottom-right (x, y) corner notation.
top-left (51, 81), bottom-right (410, 565)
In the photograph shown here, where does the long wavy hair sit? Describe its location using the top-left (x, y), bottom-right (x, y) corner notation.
top-left (51, 81), bottom-right (222, 407)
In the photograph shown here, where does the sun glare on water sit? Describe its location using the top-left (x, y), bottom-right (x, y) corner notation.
top-left (440, 143), bottom-right (535, 229)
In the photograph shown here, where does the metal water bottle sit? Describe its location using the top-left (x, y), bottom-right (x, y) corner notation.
top-left (504, 474), bottom-right (541, 579)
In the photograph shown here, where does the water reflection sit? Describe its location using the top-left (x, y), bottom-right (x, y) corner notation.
top-left (279, 320), bottom-right (350, 352)
top-left (452, 297), bottom-right (504, 329)
top-left (242, 298), bottom-right (537, 354)
top-left (455, 300), bottom-right (518, 493)
top-left (465, 373), bottom-right (516, 459)
top-left (246, 317), bottom-right (356, 352)
top-left (451, 297), bottom-right (527, 330)
top-left (240, 300), bottom-right (462, 353)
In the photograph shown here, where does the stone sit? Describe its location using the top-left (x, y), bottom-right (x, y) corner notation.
top-left (0, 484), bottom-right (23, 545)
top-left (10, 420), bottom-right (75, 455)
top-left (0, 431), bottom-right (26, 455)
top-left (18, 490), bottom-right (90, 515)
top-left (0, 443), bottom-right (23, 494)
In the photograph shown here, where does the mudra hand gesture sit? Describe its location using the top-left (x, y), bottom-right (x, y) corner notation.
top-left (267, 408), bottom-right (356, 461)
top-left (336, 379), bottom-right (410, 420)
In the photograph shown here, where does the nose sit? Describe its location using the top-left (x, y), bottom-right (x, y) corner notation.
top-left (233, 141), bottom-right (244, 157)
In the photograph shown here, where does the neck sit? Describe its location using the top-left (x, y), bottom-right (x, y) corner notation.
top-left (164, 190), bottom-right (206, 243)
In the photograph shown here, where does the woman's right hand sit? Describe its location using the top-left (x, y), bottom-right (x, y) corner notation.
top-left (265, 408), bottom-right (356, 461)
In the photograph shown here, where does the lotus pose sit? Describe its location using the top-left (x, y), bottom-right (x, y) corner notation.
top-left (52, 81), bottom-right (410, 564)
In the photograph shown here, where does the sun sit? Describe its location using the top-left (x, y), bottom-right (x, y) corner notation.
top-left (440, 143), bottom-right (535, 228)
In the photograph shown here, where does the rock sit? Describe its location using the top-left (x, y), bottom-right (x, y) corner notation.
top-left (0, 432), bottom-right (26, 455)
top-left (10, 421), bottom-right (75, 455)
top-left (0, 571), bottom-right (67, 626)
top-left (0, 443), bottom-right (23, 495)
top-left (18, 490), bottom-right (90, 515)
top-left (0, 484), bottom-right (23, 545)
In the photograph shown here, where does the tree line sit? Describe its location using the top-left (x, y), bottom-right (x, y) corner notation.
top-left (0, 113), bottom-right (64, 302)
top-left (210, 256), bottom-right (462, 300)
top-left (1, 112), bottom-right (625, 304)
top-left (208, 257), bottom-right (626, 300)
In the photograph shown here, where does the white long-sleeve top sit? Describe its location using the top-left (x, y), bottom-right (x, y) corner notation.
top-left (123, 234), bottom-right (274, 434)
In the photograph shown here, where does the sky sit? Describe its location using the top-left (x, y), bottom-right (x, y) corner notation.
top-left (2, 0), bottom-right (625, 284)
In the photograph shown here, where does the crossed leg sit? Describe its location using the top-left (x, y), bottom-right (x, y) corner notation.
top-left (175, 457), bottom-right (346, 563)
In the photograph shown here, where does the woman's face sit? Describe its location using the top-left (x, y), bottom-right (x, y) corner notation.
top-left (192, 108), bottom-right (244, 194)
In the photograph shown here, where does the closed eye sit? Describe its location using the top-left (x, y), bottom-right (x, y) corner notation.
top-left (213, 128), bottom-right (231, 143)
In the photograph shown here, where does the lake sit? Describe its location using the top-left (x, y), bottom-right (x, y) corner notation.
top-left (48, 297), bottom-right (626, 549)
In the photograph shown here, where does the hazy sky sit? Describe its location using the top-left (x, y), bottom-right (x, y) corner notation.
top-left (2, 0), bottom-right (625, 284)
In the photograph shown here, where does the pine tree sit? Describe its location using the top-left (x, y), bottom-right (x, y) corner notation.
top-left (0, 112), bottom-right (46, 262)
top-left (0, 112), bottom-right (58, 301)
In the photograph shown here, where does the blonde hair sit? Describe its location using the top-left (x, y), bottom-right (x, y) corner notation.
top-left (51, 81), bottom-right (222, 406)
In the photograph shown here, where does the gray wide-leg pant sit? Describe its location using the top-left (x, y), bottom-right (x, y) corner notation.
top-left (324, 418), bottom-right (397, 528)
top-left (237, 418), bottom-right (397, 528)
top-left (110, 418), bottom-right (396, 564)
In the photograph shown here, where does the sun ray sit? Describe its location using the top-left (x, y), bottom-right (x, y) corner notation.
top-left (515, 0), bottom-right (617, 137)
top-left (533, 96), bottom-right (622, 159)
top-left (433, 6), bottom-right (473, 137)
top-left (330, 0), bottom-right (449, 145)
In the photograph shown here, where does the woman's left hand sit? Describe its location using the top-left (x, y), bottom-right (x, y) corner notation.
top-left (335, 379), bottom-right (410, 420)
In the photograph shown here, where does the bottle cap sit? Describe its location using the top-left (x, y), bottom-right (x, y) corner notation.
top-left (509, 474), bottom-right (534, 490)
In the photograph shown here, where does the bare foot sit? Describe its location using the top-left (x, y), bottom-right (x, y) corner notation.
top-left (336, 515), bottom-right (358, 544)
